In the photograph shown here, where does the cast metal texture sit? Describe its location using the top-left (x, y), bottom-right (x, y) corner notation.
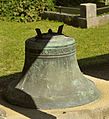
top-left (4, 26), bottom-right (100, 109)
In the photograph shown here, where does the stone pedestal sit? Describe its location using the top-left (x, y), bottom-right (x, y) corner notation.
top-left (79, 3), bottom-right (98, 28)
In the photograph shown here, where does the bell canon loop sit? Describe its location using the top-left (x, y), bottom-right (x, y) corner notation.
top-left (4, 25), bottom-right (100, 109)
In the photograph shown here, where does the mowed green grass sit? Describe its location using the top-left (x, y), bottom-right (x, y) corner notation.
top-left (0, 20), bottom-right (109, 76)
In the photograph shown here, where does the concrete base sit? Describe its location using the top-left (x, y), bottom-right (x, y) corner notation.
top-left (1, 75), bottom-right (109, 119)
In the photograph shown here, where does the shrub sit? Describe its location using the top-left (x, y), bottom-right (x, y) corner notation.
top-left (0, 0), bottom-right (55, 22)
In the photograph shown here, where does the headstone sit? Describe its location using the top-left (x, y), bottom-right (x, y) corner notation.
top-left (80, 3), bottom-right (96, 18)
top-left (79, 3), bottom-right (98, 28)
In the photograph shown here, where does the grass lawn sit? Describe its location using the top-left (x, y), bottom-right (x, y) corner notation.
top-left (0, 20), bottom-right (109, 76)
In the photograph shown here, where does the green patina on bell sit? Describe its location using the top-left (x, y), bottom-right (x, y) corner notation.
top-left (4, 25), bottom-right (100, 109)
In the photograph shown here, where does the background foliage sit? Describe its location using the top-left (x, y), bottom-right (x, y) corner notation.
top-left (0, 0), bottom-right (105, 22)
top-left (0, 0), bottom-right (55, 22)
top-left (56, 0), bottom-right (101, 6)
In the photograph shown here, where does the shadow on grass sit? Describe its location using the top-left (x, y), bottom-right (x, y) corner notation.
top-left (78, 53), bottom-right (109, 80)
top-left (0, 72), bottom-right (21, 93)
top-left (0, 73), bottom-right (56, 119)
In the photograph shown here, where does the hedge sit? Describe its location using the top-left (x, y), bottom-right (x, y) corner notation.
top-left (0, 0), bottom-right (55, 22)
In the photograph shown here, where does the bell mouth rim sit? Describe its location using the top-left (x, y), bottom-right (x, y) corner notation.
top-left (30, 95), bottom-right (100, 110)
top-left (4, 78), bottom-right (100, 110)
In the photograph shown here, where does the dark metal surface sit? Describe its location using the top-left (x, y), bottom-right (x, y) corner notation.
top-left (4, 26), bottom-right (100, 109)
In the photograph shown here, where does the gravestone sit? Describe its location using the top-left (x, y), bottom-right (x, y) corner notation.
top-left (79, 3), bottom-right (98, 28)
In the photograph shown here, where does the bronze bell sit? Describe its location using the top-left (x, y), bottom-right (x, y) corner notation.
top-left (4, 25), bottom-right (100, 109)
